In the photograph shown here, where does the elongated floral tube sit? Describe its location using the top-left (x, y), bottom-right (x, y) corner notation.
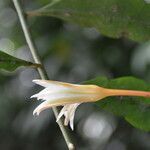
top-left (100, 88), bottom-right (150, 98)
top-left (31, 79), bottom-right (150, 130)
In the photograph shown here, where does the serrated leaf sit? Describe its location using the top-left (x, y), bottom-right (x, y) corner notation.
top-left (27, 0), bottom-right (150, 42)
top-left (85, 76), bottom-right (150, 131)
top-left (0, 51), bottom-right (41, 72)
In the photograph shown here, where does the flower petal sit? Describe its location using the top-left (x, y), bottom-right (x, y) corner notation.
top-left (33, 100), bottom-right (51, 116)
top-left (57, 103), bottom-right (80, 130)
top-left (69, 113), bottom-right (75, 130)
top-left (33, 80), bottom-right (70, 92)
top-left (56, 106), bottom-right (67, 122)
top-left (69, 104), bottom-right (80, 130)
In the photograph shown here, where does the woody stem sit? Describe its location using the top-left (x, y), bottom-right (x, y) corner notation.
top-left (12, 0), bottom-right (75, 149)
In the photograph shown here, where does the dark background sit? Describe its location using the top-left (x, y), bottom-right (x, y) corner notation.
top-left (0, 0), bottom-right (150, 150)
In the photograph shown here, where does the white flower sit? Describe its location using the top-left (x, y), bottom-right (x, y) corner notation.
top-left (31, 79), bottom-right (150, 130)
top-left (31, 79), bottom-right (104, 130)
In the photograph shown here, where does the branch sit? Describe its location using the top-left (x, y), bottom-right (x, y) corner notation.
top-left (12, 0), bottom-right (75, 149)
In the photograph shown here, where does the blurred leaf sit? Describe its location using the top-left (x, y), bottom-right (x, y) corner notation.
top-left (27, 0), bottom-right (150, 42)
top-left (0, 51), bottom-right (41, 71)
top-left (85, 76), bottom-right (150, 131)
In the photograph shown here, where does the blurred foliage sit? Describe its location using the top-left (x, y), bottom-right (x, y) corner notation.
top-left (28, 0), bottom-right (150, 42)
top-left (86, 76), bottom-right (150, 131)
top-left (0, 0), bottom-right (149, 150)
top-left (0, 51), bottom-right (41, 71)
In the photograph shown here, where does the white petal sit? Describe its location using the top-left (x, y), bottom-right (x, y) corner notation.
top-left (64, 105), bottom-right (72, 126)
top-left (69, 113), bottom-right (75, 130)
top-left (32, 79), bottom-right (53, 87)
top-left (56, 106), bottom-right (67, 122)
top-left (33, 100), bottom-right (51, 116)
top-left (57, 103), bottom-right (80, 130)
top-left (33, 79), bottom-right (72, 90)
top-left (30, 93), bottom-right (39, 99)
top-left (68, 104), bottom-right (80, 130)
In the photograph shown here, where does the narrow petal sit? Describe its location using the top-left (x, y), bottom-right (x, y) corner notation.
top-left (33, 79), bottom-right (52, 87)
top-left (33, 101), bottom-right (51, 116)
top-left (30, 93), bottom-right (39, 99)
top-left (33, 80), bottom-right (70, 92)
top-left (64, 113), bottom-right (70, 126)
top-left (56, 106), bottom-right (67, 122)
top-left (57, 103), bottom-right (80, 130)
top-left (33, 79), bottom-right (74, 89)
top-left (69, 104), bottom-right (80, 130)
top-left (69, 113), bottom-right (75, 130)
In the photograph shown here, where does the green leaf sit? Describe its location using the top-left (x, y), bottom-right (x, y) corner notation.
top-left (0, 51), bottom-right (41, 72)
top-left (27, 0), bottom-right (150, 42)
top-left (85, 76), bottom-right (150, 131)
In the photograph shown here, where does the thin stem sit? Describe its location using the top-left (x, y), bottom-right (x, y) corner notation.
top-left (12, 0), bottom-right (75, 149)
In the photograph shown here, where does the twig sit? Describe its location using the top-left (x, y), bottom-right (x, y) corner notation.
top-left (12, 0), bottom-right (75, 149)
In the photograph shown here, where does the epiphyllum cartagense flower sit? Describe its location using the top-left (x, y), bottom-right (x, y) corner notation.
top-left (31, 79), bottom-right (150, 130)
